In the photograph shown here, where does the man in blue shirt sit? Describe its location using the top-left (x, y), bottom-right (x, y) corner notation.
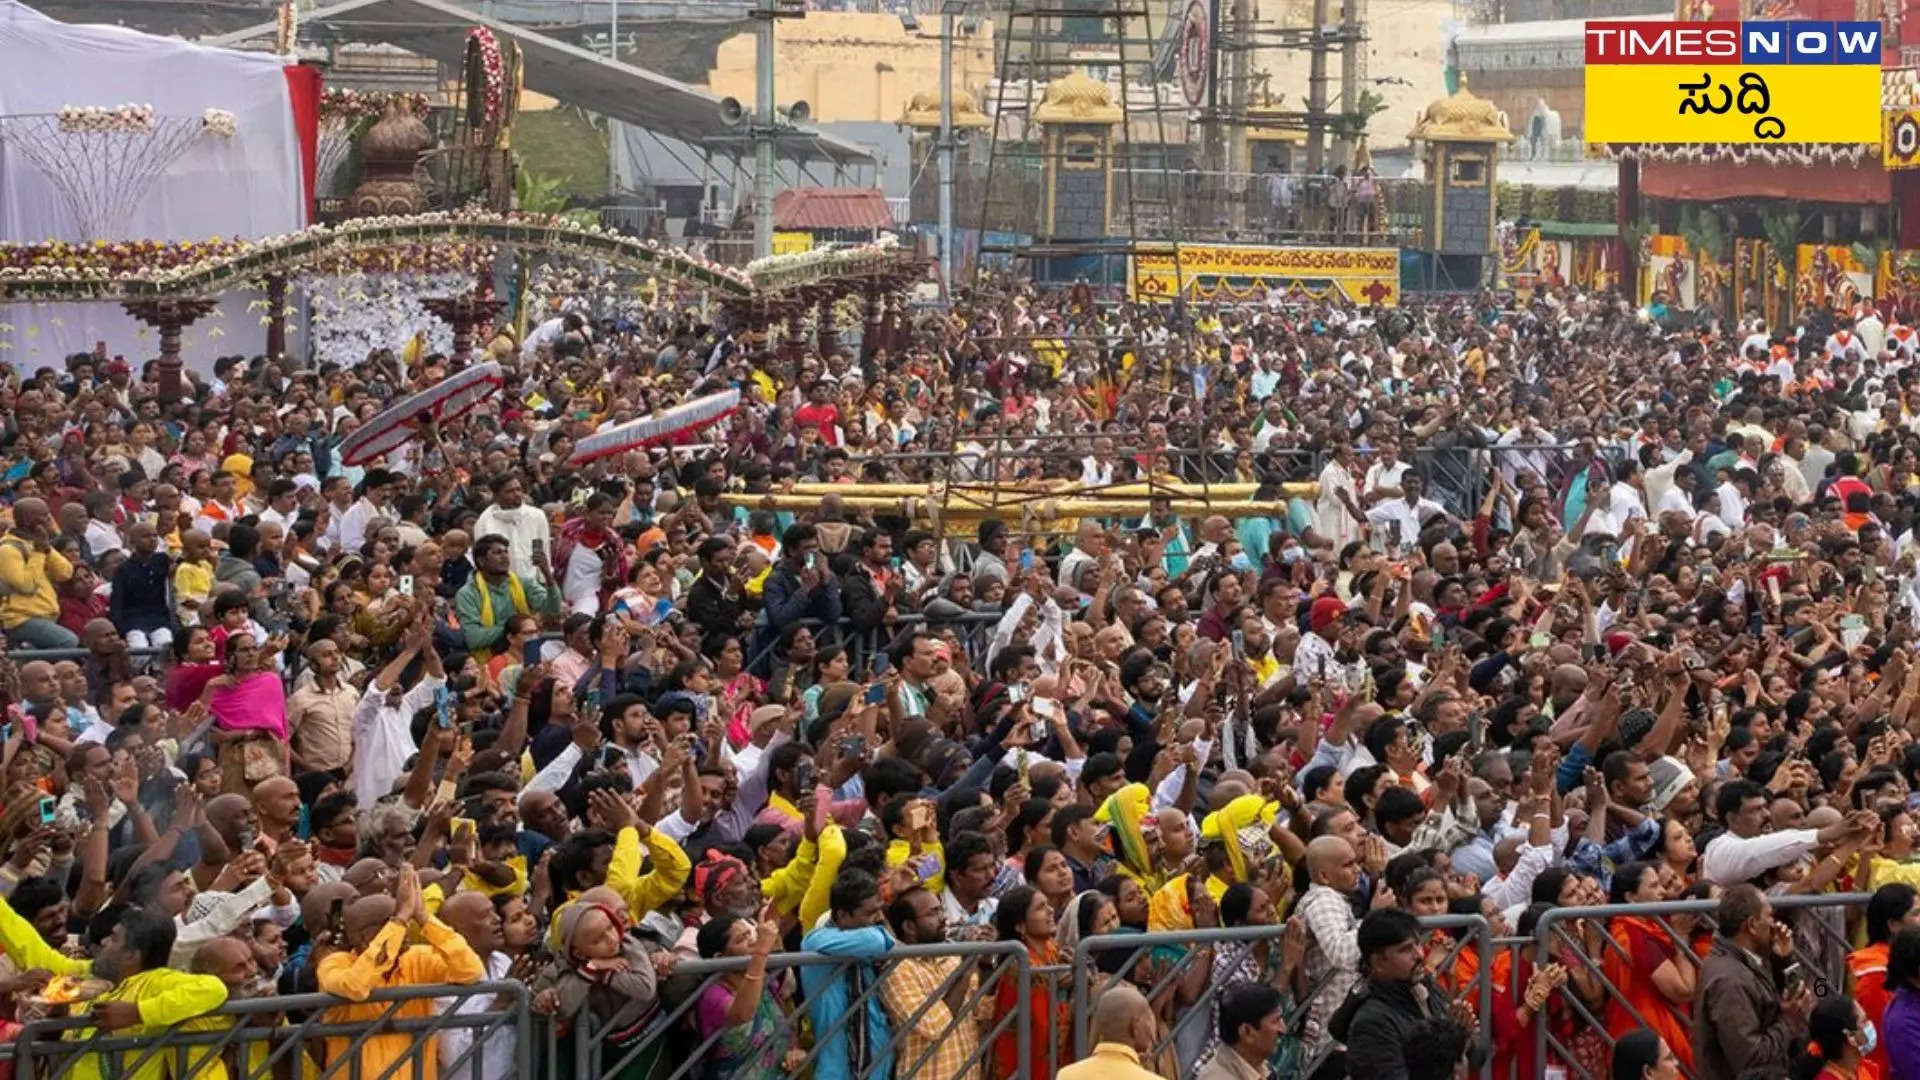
top-left (798, 869), bottom-right (894, 1080)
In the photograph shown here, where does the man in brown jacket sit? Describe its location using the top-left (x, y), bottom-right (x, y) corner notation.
top-left (1692, 883), bottom-right (1815, 1080)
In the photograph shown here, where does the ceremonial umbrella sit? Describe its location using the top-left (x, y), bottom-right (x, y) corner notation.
top-left (569, 389), bottom-right (742, 466)
top-left (338, 363), bottom-right (506, 467)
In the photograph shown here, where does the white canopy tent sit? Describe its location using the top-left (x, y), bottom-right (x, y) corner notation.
top-left (0, 0), bottom-right (305, 369)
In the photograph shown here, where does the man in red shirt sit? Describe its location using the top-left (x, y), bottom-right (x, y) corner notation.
top-left (792, 378), bottom-right (842, 447)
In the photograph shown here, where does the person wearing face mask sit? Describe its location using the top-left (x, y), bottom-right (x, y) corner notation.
top-left (1789, 996), bottom-right (1879, 1080)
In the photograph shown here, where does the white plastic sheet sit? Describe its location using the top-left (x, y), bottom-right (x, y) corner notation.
top-left (0, 0), bottom-right (304, 369)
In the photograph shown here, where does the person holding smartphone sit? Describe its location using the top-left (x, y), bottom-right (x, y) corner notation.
top-left (758, 523), bottom-right (842, 658)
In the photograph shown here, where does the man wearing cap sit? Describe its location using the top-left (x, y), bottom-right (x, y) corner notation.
top-left (1295, 595), bottom-right (1364, 695)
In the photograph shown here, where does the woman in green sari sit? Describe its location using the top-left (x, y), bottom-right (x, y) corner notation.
top-left (691, 908), bottom-right (804, 1080)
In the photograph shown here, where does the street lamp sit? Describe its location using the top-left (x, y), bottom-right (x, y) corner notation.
top-left (721, 0), bottom-right (807, 259)
top-left (904, 0), bottom-right (972, 299)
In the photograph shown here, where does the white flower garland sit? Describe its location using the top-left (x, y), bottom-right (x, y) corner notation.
top-left (55, 104), bottom-right (156, 135)
top-left (306, 271), bottom-right (464, 367)
top-left (201, 109), bottom-right (237, 139)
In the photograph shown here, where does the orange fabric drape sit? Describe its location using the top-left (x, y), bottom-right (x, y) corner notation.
top-left (1851, 943), bottom-right (1894, 1076)
top-left (993, 941), bottom-right (1065, 1080)
top-left (1602, 916), bottom-right (1694, 1073)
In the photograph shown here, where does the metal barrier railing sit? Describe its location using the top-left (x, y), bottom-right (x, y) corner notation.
top-left (16, 980), bottom-right (530, 1080)
top-left (0, 895), bottom-right (1870, 1080)
top-left (1531, 892), bottom-right (1867, 1080)
top-left (551, 941), bottom-right (1032, 1080)
top-left (1069, 914), bottom-right (1494, 1080)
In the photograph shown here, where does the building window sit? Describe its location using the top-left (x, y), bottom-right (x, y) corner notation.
top-left (1449, 155), bottom-right (1486, 187)
top-left (1063, 134), bottom-right (1101, 169)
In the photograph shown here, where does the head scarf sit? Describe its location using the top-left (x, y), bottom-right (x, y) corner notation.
top-left (550, 885), bottom-right (628, 958)
top-left (221, 453), bottom-right (255, 500)
top-left (693, 851), bottom-right (750, 907)
top-left (1055, 890), bottom-right (1105, 954)
top-left (1200, 794), bottom-right (1279, 885)
top-left (1095, 783), bottom-right (1153, 885)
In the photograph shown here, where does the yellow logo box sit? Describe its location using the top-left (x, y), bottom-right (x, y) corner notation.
top-left (1584, 64), bottom-right (1881, 143)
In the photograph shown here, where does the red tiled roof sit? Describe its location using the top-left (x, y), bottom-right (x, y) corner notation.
top-left (772, 186), bottom-right (893, 231)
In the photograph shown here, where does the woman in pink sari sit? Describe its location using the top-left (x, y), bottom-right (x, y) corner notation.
top-left (202, 631), bottom-right (289, 794)
top-left (704, 634), bottom-right (765, 748)
top-left (164, 626), bottom-right (224, 712)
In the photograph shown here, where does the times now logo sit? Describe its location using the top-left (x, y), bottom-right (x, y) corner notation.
top-left (1583, 20), bottom-right (1881, 64)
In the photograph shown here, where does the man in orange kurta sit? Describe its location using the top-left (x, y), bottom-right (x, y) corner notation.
top-left (316, 865), bottom-right (486, 1079)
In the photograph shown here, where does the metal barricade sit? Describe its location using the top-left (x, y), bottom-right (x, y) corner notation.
top-left (1530, 892), bottom-right (1867, 1080)
top-left (16, 980), bottom-right (530, 1080)
top-left (1070, 915), bottom-right (1493, 1080)
top-left (553, 940), bottom-right (1031, 1080)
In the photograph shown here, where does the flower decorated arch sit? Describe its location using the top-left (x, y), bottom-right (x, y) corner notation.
top-left (0, 211), bottom-right (909, 304)
top-left (0, 211), bottom-right (757, 303)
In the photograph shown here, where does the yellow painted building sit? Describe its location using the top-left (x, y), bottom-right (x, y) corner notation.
top-left (706, 12), bottom-right (997, 126)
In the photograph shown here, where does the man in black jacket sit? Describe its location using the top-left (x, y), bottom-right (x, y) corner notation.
top-left (685, 536), bottom-right (749, 639)
top-left (1328, 908), bottom-right (1478, 1080)
top-left (840, 527), bottom-right (899, 638)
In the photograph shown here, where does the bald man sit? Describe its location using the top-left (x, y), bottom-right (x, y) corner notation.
top-left (191, 936), bottom-right (259, 994)
top-left (1298, 835), bottom-right (1364, 1061)
top-left (252, 777), bottom-right (302, 849)
top-left (1057, 984), bottom-right (1161, 1080)
top-left (17, 658), bottom-right (57, 711)
top-left (318, 866), bottom-right (484, 1079)
top-left (0, 495), bottom-right (75, 649)
top-left (344, 858), bottom-right (397, 898)
top-left (435, 891), bottom-right (516, 1076)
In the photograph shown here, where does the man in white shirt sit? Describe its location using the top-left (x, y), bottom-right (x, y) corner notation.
top-left (256, 479), bottom-right (301, 534)
top-left (436, 893), bottom-right (518, 1080)
top-left (473, 474), bottom-right (552, 582)
top-left (1364, 473), bottom-right (1448, 554)
top-left (336, 468), bottom-right (398, 556)
top-left (521, 310), bottom-right (584, 359)
top-left (1361, 443), bottom-right (1409, 506)
top-left (81, 493), bottom-right (124, 560)
top-left (349, 621), bottom-right (445, 812)
top-left (1701, 780), bottom-right (1873, 884)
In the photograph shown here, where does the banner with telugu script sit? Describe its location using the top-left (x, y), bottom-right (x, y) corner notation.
top-left (1129, 244), bottom-right (1399, 305)
top-left (1584, 20), bottom-right (1881, 143)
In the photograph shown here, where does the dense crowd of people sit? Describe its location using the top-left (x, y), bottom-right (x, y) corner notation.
top-left (4, 282), bottom-right (1920, 1080)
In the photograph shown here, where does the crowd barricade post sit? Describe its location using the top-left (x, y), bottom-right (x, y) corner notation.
top-left (1530, 892), bottom-right (1868, 1080)
top-left (1489, 935), bottom-right (1530, 1080)
top-left (15, 980), bottom-right (529, 1080)
top-left (563, 939), bottom-right (1029, 1080)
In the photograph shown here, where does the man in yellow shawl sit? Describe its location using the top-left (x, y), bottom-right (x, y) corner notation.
top-left (454, 533), bottom-right (559, 663)
top-left (1147, 793), bottom-right (1279, 932)
top-left (317, 865), bottom-right (485, 1080)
